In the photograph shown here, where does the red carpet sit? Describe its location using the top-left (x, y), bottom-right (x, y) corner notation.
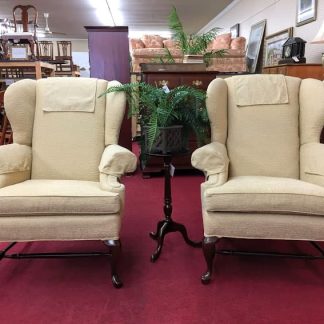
top-left (1, 144), bottom-right (324, 323)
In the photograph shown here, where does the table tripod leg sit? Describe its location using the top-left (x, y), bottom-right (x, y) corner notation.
top-left (172, 221), bottom-right (202, 247)
top-left (151, 221), bottom-right (168, 262)
top-left (149, 220), bottom-right (166, 241)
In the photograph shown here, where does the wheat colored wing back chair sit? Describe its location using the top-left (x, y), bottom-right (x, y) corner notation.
top-left (0, 77), bottom-right (137, 288)
top-left (191, 74), bottom-right (324, 284)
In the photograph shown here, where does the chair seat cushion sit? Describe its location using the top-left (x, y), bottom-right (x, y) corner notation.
top-left (0, 180), bottom-right (120, 216)
top-left (204, 176), bottom-right (324, 216)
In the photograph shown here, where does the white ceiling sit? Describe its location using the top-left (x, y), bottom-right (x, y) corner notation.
top-left (0, 0), bottom-right (233, 39)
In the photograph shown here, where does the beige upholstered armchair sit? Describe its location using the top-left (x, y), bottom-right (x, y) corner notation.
top-left (0, 77), bottom-right (137, 288)
top-left (192, 74), bottom-right (324, 284)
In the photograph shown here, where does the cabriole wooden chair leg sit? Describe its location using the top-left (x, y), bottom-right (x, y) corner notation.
top-left (104, 239), bottom-right (123, 288)
top-left (201, 236), bottom-right (218, 284)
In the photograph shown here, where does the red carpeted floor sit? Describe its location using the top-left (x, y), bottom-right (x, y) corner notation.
top-left (1, 144), bottom-right (324, 324)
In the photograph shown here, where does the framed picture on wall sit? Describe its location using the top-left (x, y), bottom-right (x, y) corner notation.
top-left (246, 19), bottom-right (266, 73)
top-left (230, 24), bottom-right (240, 38)
top-left (9, 44), bottom-right (28, 60)
top-left (296, 0), bottom-right (317, 26)
top-left (263, 27), bottom-right (293, 67)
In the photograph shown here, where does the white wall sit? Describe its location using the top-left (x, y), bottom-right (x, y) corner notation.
top-left (200, 0), bottom-right (324, 63)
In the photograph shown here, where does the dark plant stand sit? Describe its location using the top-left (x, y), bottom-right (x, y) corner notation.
top-left (149, 153), bottom-right (201, 262)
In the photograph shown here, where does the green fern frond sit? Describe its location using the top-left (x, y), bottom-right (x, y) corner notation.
top-left (168, 6), bottom-right (222, 56)
top-left (168, 6), bottom-right (188, 53)
top-left (146, 114), bottom-right (159, 152)
top-left (158, 47), bottom-right (176, 63)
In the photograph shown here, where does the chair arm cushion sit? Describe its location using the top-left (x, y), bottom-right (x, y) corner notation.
top-left (0, 143), bottom-right (32, 174)
top-left (0, 144), bottom-right (32, 188)
top-left (191, 142), bottom-right (229, 178)
top-left (99, 144), bottom-right (137, 176)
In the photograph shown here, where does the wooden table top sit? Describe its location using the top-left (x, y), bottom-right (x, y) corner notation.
top-left (0, 60), bottom-right (55, 69)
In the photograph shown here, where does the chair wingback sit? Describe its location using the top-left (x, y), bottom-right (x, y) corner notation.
top-left (300, 78), bottom-right (324, 145)
top-left (4, 79), bottom-right (36, 146)
top-left (207, 75), bottom-right (301, 179)
top-left (4, 77), bottom-right (126, 182)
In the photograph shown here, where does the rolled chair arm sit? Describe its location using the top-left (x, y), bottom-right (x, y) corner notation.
top-left (0, 143), bottom-right (32, 188)
top-left (99, 144), bottom-right (137, 176)
top-left (99, 144), bottom-right (137, 193)
top-left (191, 142), bottom-right (229, 185)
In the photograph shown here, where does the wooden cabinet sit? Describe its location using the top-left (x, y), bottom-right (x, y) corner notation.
top-left (263, 63), bottom-right (324, 80)
top-left (143, 71), bottom-right (217, 90)
top-left (140, 70), bottom-right (218, 177)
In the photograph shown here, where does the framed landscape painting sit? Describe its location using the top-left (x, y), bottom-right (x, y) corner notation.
top-left (296, 0), bottom-right (317, 26)
top-left (263, 27), bottom-right (293, 67)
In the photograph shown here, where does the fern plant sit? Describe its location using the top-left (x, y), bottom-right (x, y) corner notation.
top-left (168, 6), bottom-right (226, 63)
top-left (100, 82), bottom-right (209, 152)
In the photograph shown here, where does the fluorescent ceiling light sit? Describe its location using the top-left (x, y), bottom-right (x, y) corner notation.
top-left (88, 0), bottom-right (115, 25)
top-left (106, 0), bottom-right (123, 25)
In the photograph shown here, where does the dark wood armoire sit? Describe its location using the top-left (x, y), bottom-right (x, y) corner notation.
top-left (84, 26), bottom-right (131, 151)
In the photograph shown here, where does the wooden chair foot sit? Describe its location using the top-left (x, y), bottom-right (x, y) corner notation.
top-left (104, 239), bottom-right (123, 288)
top-left (201, 236), bottom-right (218, 284)
top-left (112, 274), bottom-right (123, 288)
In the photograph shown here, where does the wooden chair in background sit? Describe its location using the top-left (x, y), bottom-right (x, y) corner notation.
top-left (55, 40), bottom-right (73, 74)
top-left (11, 5), bottom-right (39, 59)
top-left (37, 40), bottom-right (54, 61)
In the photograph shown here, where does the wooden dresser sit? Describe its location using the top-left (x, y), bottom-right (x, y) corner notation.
top-left (142, 70), bottom-right (218, 89)
top-left (141, 70), bottom-right (218, 177)
top-left (262, 63), bottom-right (324, 80)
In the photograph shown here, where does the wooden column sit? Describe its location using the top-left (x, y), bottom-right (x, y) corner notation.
top-left (84, 26), bottom-right (131, 151)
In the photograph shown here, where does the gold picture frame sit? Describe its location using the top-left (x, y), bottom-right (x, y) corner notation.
top-left (263, 27), bottom-right (293, 67)
top-left (9, 44), bottom-right (29, 60)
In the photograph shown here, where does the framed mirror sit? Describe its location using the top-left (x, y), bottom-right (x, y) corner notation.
top-left (246, 20), bottom-right (266, 73)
